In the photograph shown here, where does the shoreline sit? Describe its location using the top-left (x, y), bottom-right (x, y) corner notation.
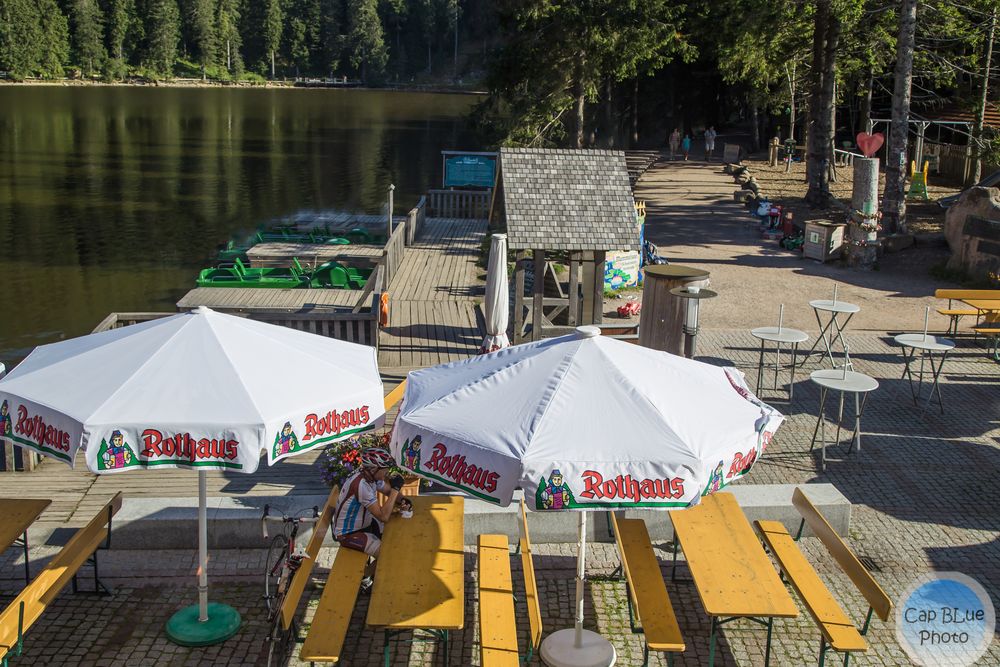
top-left (0, 78), bottom-right (487, 95)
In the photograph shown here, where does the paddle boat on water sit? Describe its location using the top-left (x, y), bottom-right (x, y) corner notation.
top-left (196, 258), bottom-right (372, 290)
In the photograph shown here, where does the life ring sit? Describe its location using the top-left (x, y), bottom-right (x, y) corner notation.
top-left (379, 293), bottom-right (390, 327)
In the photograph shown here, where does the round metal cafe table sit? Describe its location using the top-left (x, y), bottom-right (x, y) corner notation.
top-left (750, 326), bottom-right (809, 402)
top-left (808, 369), bottom-right (878, 471)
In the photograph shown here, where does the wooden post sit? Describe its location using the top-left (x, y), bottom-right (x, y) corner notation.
top-left (514, 252), bottom-right (526, 343)
top-left (847, 157), bottom-right (880, 269)
top-left (387, 184), bottom-right (395, 241)
top-left (532, 250), bottom-right (545, 341)
top-left (567, 252), bottom-right (580, 326)
top-left (593, 251), bottom-right (606, 325)
top-left (581, 252), bottom-right (595, 324)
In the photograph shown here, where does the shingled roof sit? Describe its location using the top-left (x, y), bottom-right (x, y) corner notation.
top-left (494, 148), bottom-right (640, 251)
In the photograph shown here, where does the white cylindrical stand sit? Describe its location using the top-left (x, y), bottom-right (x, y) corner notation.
top-left (539, 513), bottom-right (616, 667)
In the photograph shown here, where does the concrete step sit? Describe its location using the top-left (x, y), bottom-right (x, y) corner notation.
top-left (97, 483), bottom-right (850, 549)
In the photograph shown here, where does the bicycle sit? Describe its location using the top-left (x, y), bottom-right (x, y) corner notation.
top-left (261, 504), bottom-right (320, 667)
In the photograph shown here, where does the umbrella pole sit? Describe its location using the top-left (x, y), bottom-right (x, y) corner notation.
top-left (165, 470), bottom-right (242, 646)
top-left (574, 511), bottom-right (586, 647)
top-left (539, 512), bottom-right (616, 667)
top-left (198, 469), bottom-right (209, 622)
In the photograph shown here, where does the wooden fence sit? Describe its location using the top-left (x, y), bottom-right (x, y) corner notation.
top-left (929, 144), bottom-right (999, 185)
top-left (406, 196), bottom-right (426, 246)
top-left (92, 301), bottom-right (381, 348)
top-left (382, 214), bottom-right (408, 287)
top-left (427, 189), bottom-right (491, 219)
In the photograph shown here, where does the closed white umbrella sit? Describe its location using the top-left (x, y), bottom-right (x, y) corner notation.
top-left (480, 233), bottom-right (510, 354)
top-left (0, 307), bottom-right (385, 645)
top-left (391, 326), bottom-right (782, 665)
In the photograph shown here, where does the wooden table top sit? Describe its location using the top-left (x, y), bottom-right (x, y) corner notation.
top-left (0, 499), bottom-right (52, 551)
top-left (670, 493), bottom-right (798, 619)
top-left (963, 299), bottom-right (1000, 311)
top-left (367, 495), bottom-right (465, 630)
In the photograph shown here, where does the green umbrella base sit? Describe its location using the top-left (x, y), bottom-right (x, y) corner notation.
top-left (165, 602), bottom-right (242, 647)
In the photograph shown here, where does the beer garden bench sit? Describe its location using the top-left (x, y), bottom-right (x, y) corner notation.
top-left (754, 488), bottom-right (892, 666)
top-left (0, 492), bottom-right (123, 667)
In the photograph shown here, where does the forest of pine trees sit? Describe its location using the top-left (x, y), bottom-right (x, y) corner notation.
top-left (0, 0), bottom-right (490, 82)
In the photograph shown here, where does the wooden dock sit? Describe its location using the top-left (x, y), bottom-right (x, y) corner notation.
top-left (1, 215), bottom-right (490, 523)
top-left (177, 287), bottom-right (364, 312)
top-left (378, 217), bottom-right (488, 368)
top-left (246, 242), bottom-right (382, 269)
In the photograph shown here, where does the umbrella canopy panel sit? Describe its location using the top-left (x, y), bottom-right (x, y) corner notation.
top-left (0, 307), bottom-right (384, 473)
top-left (392, 329), bottom-right (782, 509)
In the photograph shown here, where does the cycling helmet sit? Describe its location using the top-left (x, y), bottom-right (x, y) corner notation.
top-left (360, 446), bottom-right (394, 470)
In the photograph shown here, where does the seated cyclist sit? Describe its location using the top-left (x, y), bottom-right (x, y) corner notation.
top-left (331, 446), bottom-right (411, 585)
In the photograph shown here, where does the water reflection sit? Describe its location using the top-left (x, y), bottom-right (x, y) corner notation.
top-left (0, 86), bottom-right (479, 364)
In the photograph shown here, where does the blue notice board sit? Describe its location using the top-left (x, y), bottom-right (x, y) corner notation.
top-left (444, 153), bottom-right (497, 188)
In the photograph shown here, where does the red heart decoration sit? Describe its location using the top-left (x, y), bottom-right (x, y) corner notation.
top-left (856, 132), bottom-right (884, 158)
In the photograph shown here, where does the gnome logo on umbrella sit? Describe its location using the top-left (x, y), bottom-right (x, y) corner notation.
top-left (0, 400), bottom-right (12, 438)
top-left (401, 435), bottom-right (422, 470)
top-left (98, 430), bottom-right (139, 471)
top-left (537, 469), bottom-right (576, 510)
top-left (273, 421), bottom-right (301, 458)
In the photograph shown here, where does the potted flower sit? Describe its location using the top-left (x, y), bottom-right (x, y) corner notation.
top-left (319, 431), bottom-right (421, 494)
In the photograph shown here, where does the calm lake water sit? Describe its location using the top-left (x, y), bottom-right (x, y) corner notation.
top-left (0, 86), bottom-right (480, 367)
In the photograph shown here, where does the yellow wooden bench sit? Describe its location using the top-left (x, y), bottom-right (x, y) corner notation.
top-left (934, 289), bottom-right (1000, 335)
top-left (518, 499), bottom-right (543, 663)
top-left (0, 492), bottom-right (123, 666)
top-left (610, 513), bottom-right (684, 666)
top-left (278, 486), bottom-right (340, 635)
top-left (755, 488), bottom-right (892, 666)
top-left (299, 541), bottom-right (369, 665)
top-left (478, 534), bottom-right (519, 666)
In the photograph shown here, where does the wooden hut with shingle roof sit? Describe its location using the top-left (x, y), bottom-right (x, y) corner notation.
top-left (489, 148), bottom-right (641, 342)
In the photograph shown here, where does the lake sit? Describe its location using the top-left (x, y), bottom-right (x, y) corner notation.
top-left (0, 86), bottom-right (481, 367)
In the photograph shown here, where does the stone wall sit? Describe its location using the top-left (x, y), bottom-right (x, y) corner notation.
top-left (945, 186), bottom-right (1000, 278)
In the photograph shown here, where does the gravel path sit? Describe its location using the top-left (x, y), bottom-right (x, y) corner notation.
top-left (632, 159), bottom-right (959, 334)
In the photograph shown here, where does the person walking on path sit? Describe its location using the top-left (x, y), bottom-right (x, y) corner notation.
top-left (681, 133), bottom-right (692, 161)
top-left (668, 128), bottom-right (681, 159)
top-left (704, 126), bottom-right (717, 161)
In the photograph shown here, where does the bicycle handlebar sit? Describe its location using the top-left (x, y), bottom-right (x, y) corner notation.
top-left (261, 505), bottom-right (322, 540)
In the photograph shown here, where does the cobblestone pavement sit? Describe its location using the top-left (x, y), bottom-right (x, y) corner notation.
top-left (2, 327), bottom-right (999, 665)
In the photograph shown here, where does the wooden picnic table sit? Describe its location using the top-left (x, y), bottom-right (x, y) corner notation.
top-left (367, 495), bottom-right (465, 666)
top-left (0, 499), bottom-right (52, 585)
top-left (670, 492), bottom-right (798, 667)
top-left (963, 299), bottom-right (1000, 323)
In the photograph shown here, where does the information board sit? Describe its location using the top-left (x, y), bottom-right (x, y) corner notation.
top-left (443, 153), bottom-right (497, 188)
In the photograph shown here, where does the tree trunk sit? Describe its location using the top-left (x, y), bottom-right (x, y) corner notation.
top-left (270, 50), bottom-right (275, 78)
top-left (805, 0), bottom-right (841, 207)
top-left (571, 54), bottom-right (586, 149)
top-left (786, 62), bottom-right (796, 142)
top-left (859, 67), bottom-right (873, 134)
top-left (631, 77), bottom-right (639, 147)
top-left (882, 0), bottom-right (918, 234)
top-left (750, 97), bottom-right (760, 152)
top-left (602, 78), bottom-right (614, 148)
top-left (970, 9), bottom-right (996, 185)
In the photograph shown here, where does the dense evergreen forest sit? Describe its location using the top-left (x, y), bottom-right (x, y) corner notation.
top-left (0, 0), bottom-right (494, 83)
top-left (0, 0), bottom-right (996, 199)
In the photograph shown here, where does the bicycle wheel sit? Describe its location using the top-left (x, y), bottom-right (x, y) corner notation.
top-left (265, 611), bottom-right (294, 667)
top-left (264, 534), bottom-right (289, 616)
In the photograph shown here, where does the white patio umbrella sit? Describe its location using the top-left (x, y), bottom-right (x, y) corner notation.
top-left (391, 326), bottom-right (783, 666)
top-left (480, 233), bottom-right (510, 354)
top-left (0, 307), bottom-right (385, 645)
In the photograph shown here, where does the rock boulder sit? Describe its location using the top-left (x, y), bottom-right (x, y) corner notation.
top-left (944, 186), bottom-right (1000, 278)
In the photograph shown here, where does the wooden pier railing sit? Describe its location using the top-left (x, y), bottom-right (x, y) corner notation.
top-left (427, 189), bottom-right (491, 219)
top-left (406, 196), bottom-right (427, 246)
top-left (92, 312), bottom-right (174, 332)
